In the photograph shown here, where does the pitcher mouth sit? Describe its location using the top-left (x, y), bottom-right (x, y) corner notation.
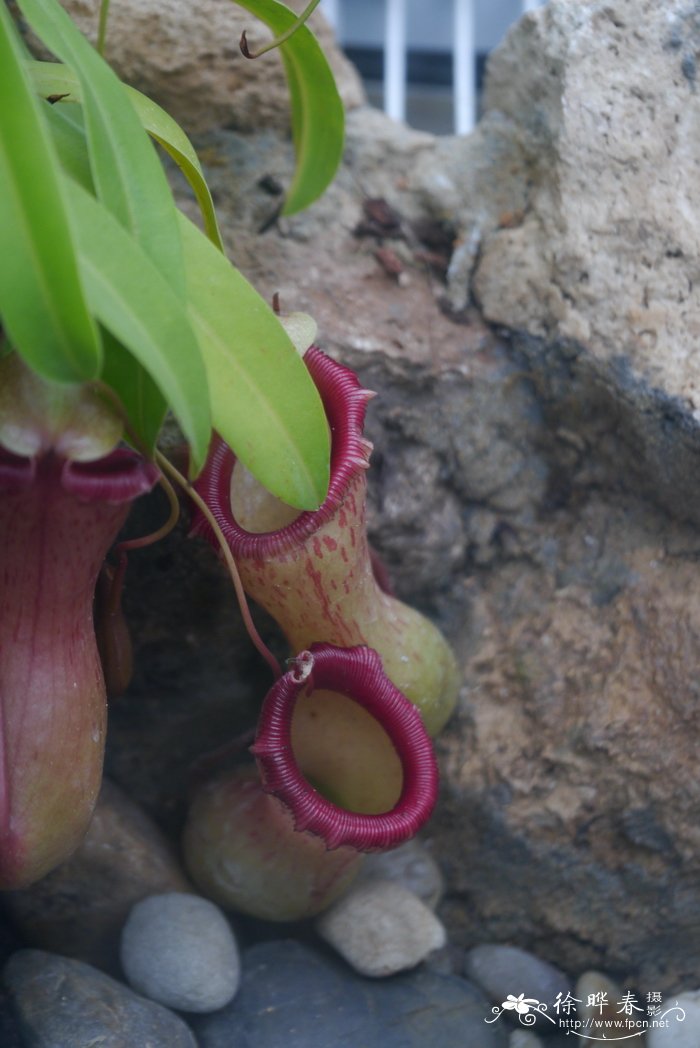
top-left (250, 642), bottom-right (439, 852)
top-left (0, 445), bottom-right (159, 503)
top-left (193, 347), bottom-right (374, 560)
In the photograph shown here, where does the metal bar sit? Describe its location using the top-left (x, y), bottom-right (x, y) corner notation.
top-left (321, 0), bottom-right (340, 32)
top-left (384, 0), bottom-right (407, 123)
top-left (454, 0), bottom-right (476, 134)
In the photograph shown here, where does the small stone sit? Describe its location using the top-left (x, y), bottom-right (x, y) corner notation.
top-left (355, 838), bottom-right (444, 909)
top-left (647, 989), bottom-right (700, 1047)
top-left (509, 1032), bottom-right (544, 1048)
top-left (465, 944), bottom-right (570, 1013)
top-left (315, 880), bottom-right (446, 978)
top-left (190, 939), bottom-right (509, 1048)
top-left (2, 778), bottom-right (191, 973)
top-left (120, 892), bottom-right (240, 1013)
top-left (3, 949), bottom-right (197, 1048)
top-left (575, 971), bottom-right (626, 1039)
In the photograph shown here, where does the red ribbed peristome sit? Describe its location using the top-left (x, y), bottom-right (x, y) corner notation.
top-left (250, 642), bottom-right (439, 852)
top-left (192, 347), bottom-right (373, 559)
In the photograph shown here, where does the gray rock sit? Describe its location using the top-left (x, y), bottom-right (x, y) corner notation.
top-left (509, 1032), bottom-right (544, 1048)
top-left (355, 838), bottom-right (444, 909)
top-left (120, 892), bottom-right (240, 1013)
top-left (316, 881), bottom-right (446, 978)
top-left (191, 939), bottom-right (508, 1048)
top-left (2, 778), bottom-right (191, 974)
top-left (2, 949), bottom-right (197, 1048)
top-left (647, 990), bottom-right (700, 1047)
top-left (465, 944), bottom-right (570, 1012)
top-left (468, 0), bottom-right (700, 528)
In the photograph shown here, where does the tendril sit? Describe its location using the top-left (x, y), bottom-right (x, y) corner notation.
top-left (240, 0), bottom-right (323, 60)
top-left (116, 471), bottom-right (180, 554)
top-left (155, 449), bottom-right (282, 681)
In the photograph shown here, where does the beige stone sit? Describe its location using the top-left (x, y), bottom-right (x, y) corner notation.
top-left (316, 881), bottom-right (446, 977)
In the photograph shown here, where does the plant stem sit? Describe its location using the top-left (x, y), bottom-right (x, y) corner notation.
top-left (96, 0), bottom-right (111, 55)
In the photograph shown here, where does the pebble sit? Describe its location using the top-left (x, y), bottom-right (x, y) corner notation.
top-left (509, 1032), bottom-right (544, 1048)
top-left (120, 891), bottom-right (240, 1012)
top-left (575, 970), bottom-right (626, 1039)
top-left (190, 939), bottom-right (509, 1048)
top-left (2, 949), bottom-right (197, 1048)
top-left (315, 880), bottom-right (446, 978)
top-left (465, 943), bottom-right (570, 1013)
top-left (647, 989), bottom-right (700, 1047)
top-left (355, 837), bottom-right (444, 909)
top-left (2, 778), bottom-right (191, 973)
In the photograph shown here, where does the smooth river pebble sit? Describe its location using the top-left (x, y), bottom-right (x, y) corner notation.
top-left (647, 989), bottom-right (700, 1047)
top-left (120, 892), bottom-right (240, 1012)
top-left (190, 939), bottom-right (509, 1048)
top-left (465, 943), bottom-right (570, 1011)
top-left (355, 838), bottom-right (444, 909)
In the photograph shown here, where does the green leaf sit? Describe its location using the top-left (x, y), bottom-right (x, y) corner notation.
top-left (27, 61), bottom-right (224, 250)
top-left (0, 5), bottom-right (100, 382)
top-left (231, 0), bottom-right (344, 214)
top-left (178, 213), bottom-right (330, 509)
top-left (100, 330), bottom-right (167, 455)
top-left (63, 178), bottom-right (211, 469)
top-left (43, 102), bottom-right (94, 192)
top-left (17, 0), bottom-right (186, 292)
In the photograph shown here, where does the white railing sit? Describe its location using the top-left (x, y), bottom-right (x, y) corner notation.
top-left (322, 0), bottom-right (546, 134)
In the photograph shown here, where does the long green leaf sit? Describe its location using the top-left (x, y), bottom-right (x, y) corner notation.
top-left (17, 0), bottom-right (185, 292)
top-left (63, 179), bottom-right (211, 469)
top-left (231, 0), bottom-right (344, 215)
top-left (43, 102), bottom-right (94, 191)
top-left (0, 6), bottom-right (100, 382)
top-left (28, 61), bottom-right (224, 250)
top-left (100, 330), bottom-right (167, 455)
top-left (178, 213), bottom-right (330, 509)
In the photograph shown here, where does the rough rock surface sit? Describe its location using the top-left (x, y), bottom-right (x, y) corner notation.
top-left (31, 0), bottom-right (365, 134)
top-left (17, 0), bottom-right (699, 1000)
top-left (316, 881), bottom-right (447, 977)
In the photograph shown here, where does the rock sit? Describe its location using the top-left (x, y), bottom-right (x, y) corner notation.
top-left (120, 892), bottom-right (240, 1012)
top-left (509, 1032), bottom-right (544, 1048)
top-left (575, 971), bottom-right (627, 1039)
top-left (2, 778), bottom-right (191, 973)
top-left (647, 990), bottom-right (700, 1047)
top-left (190, 939), bottom-right (508, 1048)
top-left (0, 914), bottom-right (24, 1048)
top-left (3, 949), bottom-right (197, 1048)
top-left (25, 0), bottom-right (365, 135)
top-left (355, 837), bottom-right (444, 909)
top-left (315, 881), bottom-right (446, 978)
top-left (467, 0), bottom-right (700, 527)
top-left (465, 944), bottom-right (570, 1012)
